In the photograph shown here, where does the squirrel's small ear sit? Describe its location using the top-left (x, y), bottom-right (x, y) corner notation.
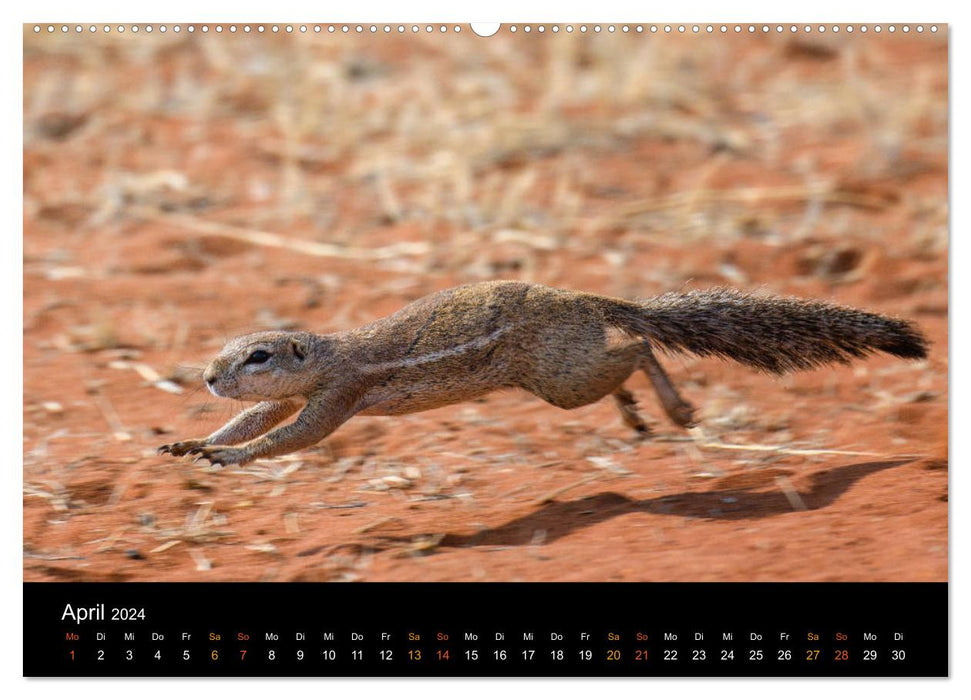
top-left (291, 338), bottom-right (307, 361)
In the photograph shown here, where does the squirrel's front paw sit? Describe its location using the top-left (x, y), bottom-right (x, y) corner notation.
top-left (186, 445), bottom-right (250, 467)
top-left (158, 439), bottom-right (208, 457)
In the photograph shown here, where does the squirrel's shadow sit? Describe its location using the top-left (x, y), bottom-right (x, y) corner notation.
top-left (411, 458), bottom-right (912, 550)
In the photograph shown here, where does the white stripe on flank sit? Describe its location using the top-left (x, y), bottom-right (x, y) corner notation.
top-left (362, 325), bottom-right (511, 374)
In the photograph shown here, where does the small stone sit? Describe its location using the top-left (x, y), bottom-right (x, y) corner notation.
top-left (383, 475), bottom-right (410, 489)
top-left (245, 543), bottom-right (277, 554)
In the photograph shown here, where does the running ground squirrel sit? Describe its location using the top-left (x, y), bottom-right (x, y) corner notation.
top-left (159, 281), bottom-right (928, 466)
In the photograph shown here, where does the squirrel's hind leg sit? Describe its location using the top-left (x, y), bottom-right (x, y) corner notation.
top-left (639, 347), bottom-right (697, 428)
top-left (611, 386), bottom-right (651, 436)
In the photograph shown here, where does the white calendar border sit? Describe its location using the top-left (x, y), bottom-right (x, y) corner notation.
top-left (5, 0), bottom-right (962, 696)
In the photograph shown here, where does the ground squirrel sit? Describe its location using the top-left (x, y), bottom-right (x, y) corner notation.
top-left (158, 281), bottom-right (928, 466)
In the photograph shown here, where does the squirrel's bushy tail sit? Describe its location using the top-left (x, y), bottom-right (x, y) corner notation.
top-left (599, 288), bottom-right (928, 374)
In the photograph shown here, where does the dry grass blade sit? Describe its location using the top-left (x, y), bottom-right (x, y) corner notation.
top-left (699, 442), bottom-right (885, 458)
top-left (150, 502), bottom-right (234, 544)
top-left (611, 184), bottom-right (894, 222)
top-left (109, 360), bottom-right (184, 394)
top-left (586, 455), bottom-right (631, 475)
top-left (24, 551), bottom-right (85, 561)
top-left (536, 474), bottom-right (600, 505)
top-left (149, 540), bottom-right (182, 554)
top-left (91, 390), bottom-right (131, 442)
top-left (775, 475), bottom-right (809, 511)
top-left (24, 482), bottom-right (71, 512)
top-left (140, 211), bottom-right (431, 261)
top-left (492, 229), bottom-right (560, 250)
top-left (354, 516), bottom-right (405, 535)
top-left (245, 543), bottom-right (278, 554)
top-left (392, 534), bottom-right (446, 557)
top-left (189, 549), bottom-right (212, 571)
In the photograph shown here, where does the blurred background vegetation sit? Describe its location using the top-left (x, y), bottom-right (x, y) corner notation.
top-left (24, 27), bottom-right (947, 301)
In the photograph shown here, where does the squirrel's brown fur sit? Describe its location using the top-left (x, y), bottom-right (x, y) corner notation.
top-left (159, 281), bottom-right (928, 466)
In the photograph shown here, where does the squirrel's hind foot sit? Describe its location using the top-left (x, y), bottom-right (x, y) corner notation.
top-left (612, 387), bottom-right (653, 438)
top-left (666, 401), bottom-right (697, 429)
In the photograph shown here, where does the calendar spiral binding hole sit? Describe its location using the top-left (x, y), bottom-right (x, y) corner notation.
top-left (32, 24), bottom-right (940, 36)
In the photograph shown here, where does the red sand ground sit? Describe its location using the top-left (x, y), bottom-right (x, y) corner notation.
top-left (23, 27), bottom-right (947, 582)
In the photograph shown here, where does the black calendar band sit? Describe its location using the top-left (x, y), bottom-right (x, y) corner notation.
top-left (24, 582), bottom-right (947, 677)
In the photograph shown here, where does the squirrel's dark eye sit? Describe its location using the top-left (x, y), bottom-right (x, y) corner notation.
top-left (243, 350), bottom-right (271, 365)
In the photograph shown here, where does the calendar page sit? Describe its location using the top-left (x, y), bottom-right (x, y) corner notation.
top-left (22, 20), bottom-right (948, 677)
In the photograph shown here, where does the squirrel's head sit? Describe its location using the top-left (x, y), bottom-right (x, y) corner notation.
top-left (203, 331), bottom-right (324, 401)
